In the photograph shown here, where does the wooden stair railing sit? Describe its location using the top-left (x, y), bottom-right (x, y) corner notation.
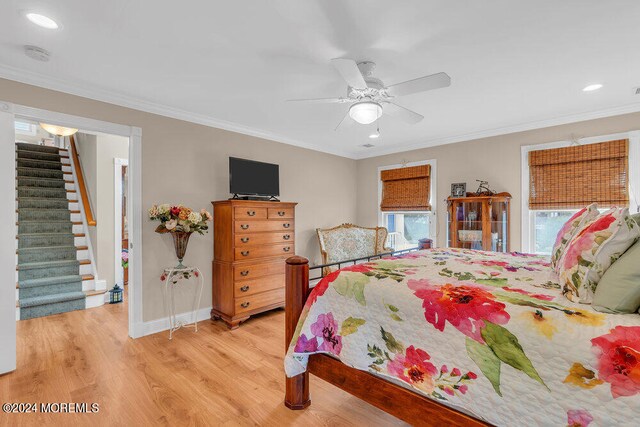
top-left (69, 135), bottom-right (96, 226)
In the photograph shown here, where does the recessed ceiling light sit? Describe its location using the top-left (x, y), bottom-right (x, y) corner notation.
top-left (583, 84), bottom-right (603, 92)
top-left (369, 131), bottom-right (380, 139)
top-left (26, 13), bottom-right (59, 29)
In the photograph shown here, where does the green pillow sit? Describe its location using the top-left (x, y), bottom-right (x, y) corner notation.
top-left (592, 237), bottom-right (640, 314)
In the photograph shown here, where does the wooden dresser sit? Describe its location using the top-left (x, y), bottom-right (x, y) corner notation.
top-left (211, 200), bottom-right (297, 329)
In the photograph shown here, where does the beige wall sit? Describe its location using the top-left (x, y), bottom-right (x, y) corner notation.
top-left (95, 134), bottom-right (129, 288)
top-left (356, 112), bottom-right (640, 251)
top-left (0, 78), bottom-right (357, 323)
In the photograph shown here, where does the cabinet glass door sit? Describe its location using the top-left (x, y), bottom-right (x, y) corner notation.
top-left (449, 200), bottom-right (485, 250)
top-left (490, 200), bottom-right (509, 252)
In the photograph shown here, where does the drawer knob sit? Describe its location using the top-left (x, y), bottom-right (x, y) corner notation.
top-left (247, 210), bottom-right (256, 216)
top-left (278, 211), bottom-right (286, 216)
top-left (283, 234), bottom-right (290, 240)
top-left (241, 237), bottom-right (250, 243)
top-left (241, 302), bottom-right (250, 308)
top-left (240, 270), bottom-right (249, 277)
top-left (240, 285), bottom-right (250, 292)
top-left (241, 224), bottom-right (249, 230)
top-left (283, 223), bottom-right (291, 229)
top-left (241, 250), bottom-right (250, 257)
top-left (283, 246), bottom-right (291, 252)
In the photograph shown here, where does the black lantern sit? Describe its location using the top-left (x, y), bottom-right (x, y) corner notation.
top-left (109, 284), bottom-right (123, 304)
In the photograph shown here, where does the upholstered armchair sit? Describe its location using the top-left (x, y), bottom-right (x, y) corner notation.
top-left (316, 223), bottom-right (392, 274)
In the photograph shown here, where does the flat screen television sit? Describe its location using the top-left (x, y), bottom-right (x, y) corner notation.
top-left (229, 157), bottom-right (280, 197)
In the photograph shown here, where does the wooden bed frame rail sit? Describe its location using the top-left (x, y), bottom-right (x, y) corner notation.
top-left (284, 255), bottom-right (491, 427)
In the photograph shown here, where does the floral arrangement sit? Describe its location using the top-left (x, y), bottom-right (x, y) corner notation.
top-left (148, 204), bottom-right (212, 234)
top-left (121, 249), bottom-right (129, 269)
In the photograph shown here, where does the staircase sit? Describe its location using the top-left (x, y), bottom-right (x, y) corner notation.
top-left (15, 142), bottom-right (104, 320)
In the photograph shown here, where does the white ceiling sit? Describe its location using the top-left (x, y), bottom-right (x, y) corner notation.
top-left (1, 1), bottom-right (639, 159)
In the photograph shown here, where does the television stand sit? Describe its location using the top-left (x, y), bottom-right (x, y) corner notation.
top-left (230, 194), bottom-right (280, 202)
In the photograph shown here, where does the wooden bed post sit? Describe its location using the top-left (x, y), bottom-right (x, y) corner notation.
top-left (284, 256), bottom-right (311, 410)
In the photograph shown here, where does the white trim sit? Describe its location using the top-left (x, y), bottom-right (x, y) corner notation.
top-left (3, 65), bottom-right (640, 160)
top-left (521, 131), bottom-right (640, 253)
top-left (0, 104), bottom-right (16, 374)
top-left (114, 158), bottom-right (129, 290)
top-left (140, 306), bottom-right (212, 337)
top-left (8, 101), bottom-right (145, 339)
top-left (355, 103), bottom-right (640, 159)
top-left (377, 159), bottom-right (438, 247)
top-left (0, 65), bottom-right (352, 159)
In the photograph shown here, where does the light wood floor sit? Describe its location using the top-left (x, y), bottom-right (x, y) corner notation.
top-left (0, 301), bottom-right (406, 426)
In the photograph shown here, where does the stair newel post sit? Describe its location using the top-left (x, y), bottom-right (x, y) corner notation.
top-left (284, 255), bottom-right (311, 410)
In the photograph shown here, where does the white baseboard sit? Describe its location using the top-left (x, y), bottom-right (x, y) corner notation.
top-left (140, 306), bottom-right (212, 337)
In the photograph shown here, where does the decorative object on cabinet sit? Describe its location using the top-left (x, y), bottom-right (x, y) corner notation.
top-left (451, 182), bottom-right (466, 198)
top-left (211, 199), bottom-right (297, 329)
top-left (447, 193), bottom-right (511, 252)
top-left (148, 204), bottom-right (213, 267)
top-left (468, 180), bottom-right (496, 196)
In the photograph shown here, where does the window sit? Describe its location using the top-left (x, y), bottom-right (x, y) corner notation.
top-left (522, 134), bottom-right (640, 254)
top-left (378, 160), bottom-right (436, 250)
top-left (383, 212), bottom-right (432, 250)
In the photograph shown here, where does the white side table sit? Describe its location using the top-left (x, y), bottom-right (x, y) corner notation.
top-left (161, 266), bottom-right (204, 339)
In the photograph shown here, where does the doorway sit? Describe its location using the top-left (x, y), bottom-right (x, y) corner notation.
top-left (0, 101), bottom-right (143, 375)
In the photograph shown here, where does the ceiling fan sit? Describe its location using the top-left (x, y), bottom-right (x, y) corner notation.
top-left (287, 58), bottom-right (451, 130)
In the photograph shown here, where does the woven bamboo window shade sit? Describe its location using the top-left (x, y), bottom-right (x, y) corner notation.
top-left (380, 165), bottom-right (431, 211)
top-left (528, 139), bottom-right (629, 210)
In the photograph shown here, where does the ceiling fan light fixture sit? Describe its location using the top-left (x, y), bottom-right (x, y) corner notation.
top-left (39, 122), bottom-right (78, 137)
top-left (26, 13), bottom-right (59, 29)
top-left (583, 83), bottom-right (603, 92)
top-left (349, 101), bottom-right (382, 125)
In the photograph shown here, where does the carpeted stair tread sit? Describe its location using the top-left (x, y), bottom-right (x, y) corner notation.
top-left (19, 291), bottom-right (86, 308)
top-left (16, 143), bottom-right (61, 153)
top-left (17, 259), bottom-right (80, 270)
top-left (16, 176), bottom-right (66, 189)
top-left (16, 167), bottom-right (65, 179)
top-left (16, 158), bottom-right (64, 170)
top-left (17, 187), bottom-right (68, 199)
top-left (17, 245), bottom-right (77, 263)
top-left (16, 150), bottom-right (61, 162)
top-left (18, 209), bottom-right (70, 221)
top-left (18, 275), bottom-right (83, 289)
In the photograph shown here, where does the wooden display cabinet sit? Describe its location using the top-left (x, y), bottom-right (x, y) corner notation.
top-left (447, 194), bottom-right (511, 252)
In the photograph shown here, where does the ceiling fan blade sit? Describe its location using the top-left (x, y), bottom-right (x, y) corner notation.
top-left (386, 72), bottom-right (451, 97)
top-left (334, 112), bottom-right (353, 131)
top-left (331, 58), bottom-right (368, 89)
top-left (383, 102), bottom-right (424, 124)
top-left (286, 97), bottom-right (345, 104)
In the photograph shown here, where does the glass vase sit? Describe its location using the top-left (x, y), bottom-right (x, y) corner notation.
top-left (171, 231), bottom-right (192, 268)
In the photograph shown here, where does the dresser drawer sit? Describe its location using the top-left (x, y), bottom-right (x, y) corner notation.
top-left (268, 207), bottom-right (294, 219)
top-left (234, 260), bottom-right (285, 281)
top-left (235, 243), bottom-right (293, 261)
top-left (234, 207), bottom-right (267, 219)
top-left (235, 288), bottom-right (284, 315)
top-left (234, 232), bottom-right (293, 246)
top-left (234, 220), bottom-right (294, 233)
top-left (234, 274), bottom-right (284, 297)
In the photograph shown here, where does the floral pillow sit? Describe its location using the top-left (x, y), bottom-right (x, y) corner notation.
top-left (558, 207), bottom-right (640, 304)
top-left (550, 203), bottom-right (599, 273)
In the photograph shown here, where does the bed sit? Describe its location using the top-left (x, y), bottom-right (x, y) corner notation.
top-left (283, 248), bottom-right (640, 426)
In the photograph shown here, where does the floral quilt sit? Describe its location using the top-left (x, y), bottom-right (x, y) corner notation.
top-left (284, 249), bottom-right (640, 427)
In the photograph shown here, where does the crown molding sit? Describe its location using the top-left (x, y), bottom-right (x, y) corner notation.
top-left (0, 63), bottom-right (353, 159)
top-left (352, 102), bottom-right (640, 159)
top-left (3, 63), bottom-right (640, 162)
